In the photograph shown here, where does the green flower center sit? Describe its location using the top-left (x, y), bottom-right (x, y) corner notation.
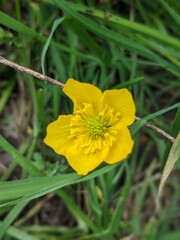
top-left (87, 118), bottom-right (107, 138)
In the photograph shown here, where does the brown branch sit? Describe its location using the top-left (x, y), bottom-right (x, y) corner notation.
top-left (0, 56), bottom-right (175, 143)
top-left (135, 116), bottom-right (175, 143)
top-left (0, 56), bottom-right (65, 88)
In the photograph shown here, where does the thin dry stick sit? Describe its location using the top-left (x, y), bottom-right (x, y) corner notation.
top-left (135, 116), bottom-right (175, 142)
top-left (0, 56), bottom-right (175, 143)
top-left (0, 56), bottom-right (65, 88)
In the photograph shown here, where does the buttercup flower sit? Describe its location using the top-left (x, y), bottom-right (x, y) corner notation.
top-left (44, 78), bottom-right (135, 175)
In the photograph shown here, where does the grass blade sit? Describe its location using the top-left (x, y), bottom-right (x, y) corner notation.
top-left (53, 1), bottom-right (160, 60)
top-left (0, 201), bottom-right (28, 239)
top-left (0, 11), bottom-right (95, 60)
top-left (0, 164), bottom-right (117, 207)
top-left (0, 135), bottom-right (42, 177)
top-left (41, 17), bottom-right (65, 75)
top-left (131, 102), bottom-right (180, 136)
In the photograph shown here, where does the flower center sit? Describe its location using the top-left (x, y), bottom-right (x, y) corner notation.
top-left (68, 103), bottom-right (121, 154)
top-left (87, 118), bottom-right (107, 138)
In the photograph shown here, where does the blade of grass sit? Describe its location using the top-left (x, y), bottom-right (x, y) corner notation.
top-left (87, 179), bottom-right (102, 227)
top-left (0, 135), bottom-right (42, 177)
top-left (0, 201), bottom-right (28, 239)
top-left (41, 17), bottom-right (65, 75)
top-left (53, 0), bottom-right (179, 74)
top-left (0, 133), bottom-right (115, 232)
top-left (81, 163), bottom-right (131, 239)
top-left (131, 102), bottom-right (180, 136)
top-left (107, 163), bottom-right (131, 237)
top-left (56, 190), bottom-right (98, 232)
top-left (3, 223), bottom-right (39, 240)
top-left (0, 11), bottom-right (97, 61)
top-left (0, 164), bottom-right (117, 207)
top-left (48, 1), bottom-right (180, 49)
top-left (0, 80), bottom-right (15, 114)
top-left (113, 77), bottom-right (143, 89)
top-left (64, 18), bottom-right (110, 65)
top-left (0, 174), bottom-right (80, 203)
top-left (52, 1), bottom-right (159, 59)
top-left (159, 0), bottom-right (180, 26)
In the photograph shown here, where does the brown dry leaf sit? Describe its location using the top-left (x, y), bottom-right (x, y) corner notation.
top-left (158, 131), bottom-right (180, 199)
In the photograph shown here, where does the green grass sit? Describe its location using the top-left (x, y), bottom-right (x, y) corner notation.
top-left (0, 0), bottom-right (180, 239)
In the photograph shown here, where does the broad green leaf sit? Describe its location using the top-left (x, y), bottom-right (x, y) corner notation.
top-left (158, 131), bottom-right (180, 198)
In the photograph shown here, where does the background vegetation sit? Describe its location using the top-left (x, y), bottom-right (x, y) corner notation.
top-left (0, 0), bottom-right (180, 239)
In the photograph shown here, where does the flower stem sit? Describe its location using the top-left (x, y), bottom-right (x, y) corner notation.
top-left (0, 55), bottom-right (175, 143)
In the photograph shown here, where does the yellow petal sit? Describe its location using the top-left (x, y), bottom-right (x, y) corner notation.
top-left (63, 78), bottom-right (102, 111)
top-left (66, 150), bottom-right (104, 175)
top-left (44, 115), bottom-right (74, 156)
top-left (104, 127), bottom-right (134, 164)
top-left (101, 89), bottom-right (135, 126)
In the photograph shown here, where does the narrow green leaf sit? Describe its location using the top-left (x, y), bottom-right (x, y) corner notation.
top-left (0, 11), bottom-right (43, 40)
top-left (0, 11), bottom-right (95, 61)
top-left (0, 164), bottom-right (117, 207)
top-left (41, 17), bottom-right (65, 75)
top-left (45, 1), bottom-right (180, 49)
top-left (0, 135), bottom-right (42, 177)
top-left (131, 102), bottom-right (180, 137)
top-left (53, 0), bottom-right (167, 63)
top-left (158, 131), bottom-right (180, 198)
top-left (113, 77), bottom-right (143, 89)
top-left (108, 163), bottom-right (130, 236)
top-left (64, 18), bottom-right (110, 65)
top-left (0, 80), bottom-right (15, 114)
top-left (56, 190), bottom-right (98, 232)
top-left (5, 224), bottom-right (39, 240)
top-left (0, 174), bottom-right (80, 204)
top-left (160, 0), bottom-right (180, 26)
top-left (0, 201), bottom-right (28, 239)
top-left (159, 231), bottom-right (180, 240)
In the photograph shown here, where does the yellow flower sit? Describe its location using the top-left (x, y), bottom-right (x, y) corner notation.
top-left (44, 78), bottom-right (135, 175)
